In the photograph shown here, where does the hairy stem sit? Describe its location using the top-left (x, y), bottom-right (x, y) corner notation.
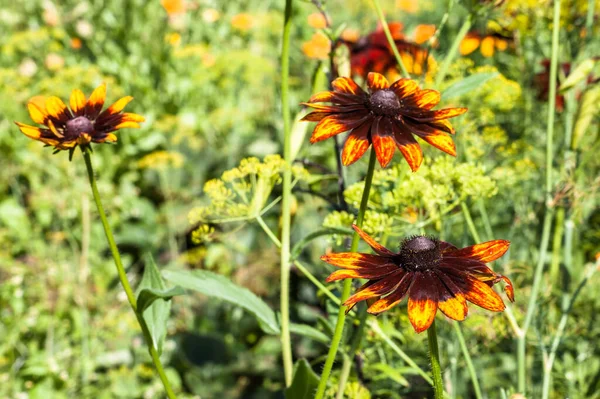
top-left (279, 0), bottom-right (295, 386)
top-left (314, 147), bottom-right (377, 399)
top-left (427, 321), bottom-right (444, 399)
top-left (83, 149), bottom-right (177, 399)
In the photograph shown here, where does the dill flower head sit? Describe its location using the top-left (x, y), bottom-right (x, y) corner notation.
top-left (15, 84), bottom-right (144, 156)
top-left (302, 73), bottom-right (467, 171)
top-left (322, 225), bottom-right (514, 333)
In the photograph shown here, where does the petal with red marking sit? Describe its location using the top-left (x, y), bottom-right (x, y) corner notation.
top-left (407, 272), bottom-right (439, 333)
top-left (393, 121), bottom-right (423, 172)
top-left (367, 272), bottom-right (414, 315)
top-left (69, 89), bottom-right (87, 116)
top-left (325, 265), bottom-right (400, 282)
top-left (405, 89), bottom-right (441, 109)
top-left (344, 269), bottom-right (406, 308)
top-left (321, 252), bottom-right (394, 269)
top-left (372, 118), bottom-right (396, 168)
top-left (445, 270), bottom-right (506, 312)
top-left (342, 122), bottom-right (371, 165)
top-left (390, 78), bottom-right (418, 98)
top-left (352, 224), bottom-right (395, 256)
top-left (367, 72), bottom-right (390, 91)
top-left (45, 96), bottom-right (71, 122)
top-left (309, 114), bottom-right (368, 143)
top-left (404, 121), bottom-right (456, 156)
top-left (434, 270), bottom-right (467, 321)
top-left (86, 84), bottom-right (106, 118)
top-left (446, 240), bottom-right (510, 263)
top-left (332, 77), bottom-right (365, 95)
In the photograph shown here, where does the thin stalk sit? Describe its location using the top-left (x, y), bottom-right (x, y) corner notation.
top-left (82, 149), bottom-right (177, 399)
top-left (549, 207), bottom-right (565, 284)
top-left (435, 14), bottom-right (473, 86)
top-left (541, 263), bottom-right (597, 399)
top-left (279, 0), bottom-right (294, 386)
top-left (586, 0), bottom-right (596, 37)
top-left (460, 201), bottom-right (481, 242)
top-left (453, 323), bottom-right (483, 399)
top-left (314, 148), bottom-right (377, 399)
top-left (476, 199), bottom-right (494, 241)
top-left (335, 304), bottom-right (368, 399)
top-left (427, 321), bottom-right (444, 399)
top-left (371, 0), bottom-right (410, 78)
top-left (518, 0), bottom-right (561, 393)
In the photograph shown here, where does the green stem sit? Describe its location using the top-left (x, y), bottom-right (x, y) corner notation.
top-left (541, 263), bottom-right (597, 399)
top-left (335, 304), bottom-right (369, 399)
top-left (518, 0), bottom-right (561, 393)
top-left (427, 321), bottom-right (444, 399)
top-left (435, 14), bottom-right (473, 86)
top-left (460, 201), bottom-right (481, 242)
top-left (371, 0), bottom-right (410, 78)
top-left (314, 147), bottom-right (377, 399)
top-left (82, 149), bottom-right (177, 399)
top-left (549, 207), bottom-right (565, 284)
top-left (280, 0), bottom-right (294, 386)
top-left (453, 323), bottom-right (483, 399)
top-left (476, 199), bottom-right (493, 241)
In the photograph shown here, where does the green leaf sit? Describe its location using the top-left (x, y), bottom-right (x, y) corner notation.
top-left (368, 363), bottom-right (410, 386)
top-left (290, 323), bottom-right (329, 344)
top-left (285, 359), bottom-right (320, 399)
top-left (162, 268), bottom-right (280, 334)
top-left (442, 72), bottom-right (498, 99)
top-left (136, 255), bottom-right (178, 355)
top-left (137, 286), bottom-right (185, 313)
top-left (290, 112), bottom-right (310, 161)
top-left (559, 59), bottom-right (596, 93)
top-left (291, 227), bottom-right (353, 259)
top-left (572, 85), bottom-right (600, 150)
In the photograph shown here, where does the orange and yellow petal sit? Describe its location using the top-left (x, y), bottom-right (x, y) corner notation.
top-left (448, 240), bottom-right (510, 263)
top-left (86, 83), bottom-right (107, 117)
top-left (407, 107), bottom-right (468, 122)
top-left (344, 270), bottom-right (406, 308)
top-left (408, 124), bottom-right (456, 156)
top-left (367, 273), bottom-right (414, 315)
top-left (434, 271), bottom-right (467, 321)
top-left (390, 78), bottom-right (419, 98)
top-left (308, 91), bottom-right (362, 105)
top-left (352, 224), bottom-right (395, 256)
top-left (321, 252), bottom-right (394, 270)
top-left (45, 96), bottom-right (70, 122)
top-left (95, 133), bottom-right (118, 143)
top-left (331, 77), bottom-right (365, 96)
top-left (325, 265), bottom-right (400, 282)
top-left (408, 89), bottom-right (441, 109)
top-left (393, 124), bottom-right (423, 172)
top-left (407, 272), bottom-right (439, 333)
top-left (341, 123), bottom-right (371, 165)
top-left (105, 96), bottom-right (133, 116)
top-left (69, 89), bottom-right (86, 115)
top-left (27, 102), bottom-right (48, 125)
top-left (309, 114), bottom-right (367, 143)
top-left (114, 121), bottom-right (141, 129)
top-left (367, 72), bottom-right (390, 91)
top-left (450, 272), bottom-right (505, 312)
top-left (15, 122), bottom-right (44, 139)
top-left (301, 111), bottom-right (329, 122)
top-left (372, 117), bottom-right (397, 166)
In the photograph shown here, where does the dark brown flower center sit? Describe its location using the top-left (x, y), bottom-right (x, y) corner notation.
top-left (65, 116), bottom-right (94, 140)
top-left (398, 236), bottom-right (441, 272)
top-left (368, 89), bottom-right (401, 116)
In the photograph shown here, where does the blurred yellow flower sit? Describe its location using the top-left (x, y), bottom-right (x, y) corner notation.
top-left (301, 31), bottom-right (331, 60)
top-left (460, 33), bottom-right (509, 58)
top-left (202, 8), bottom-right (221, 23)
top-left (137, 150), bottom-right (185, 170)
top-left (165, 32), bottom-right (182, 47)
top-left (340, 28), bottom-right (361, 43)
top-left (413, 24), bottom-right (436, 45)
top-left (161, 0), bottom-right (186, 15)
top-left (231, 13), bottom-right (254, 31)
top-left (202, 53), bottom-right (216, 67)
top-left (307, 12), bottom-right (329, 29)
top-left (396, 0), bottom-right (418, 13)
top-left (45, 53), bottom-right (65, 71)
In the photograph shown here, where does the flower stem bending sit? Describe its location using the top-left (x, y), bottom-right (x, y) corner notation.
top-left (82, 148), bottom-right (177, 399)
top-left (279, 0), bottom-right (295, 386)
top-left (427, 320), bottom-right (444, 399)
top-left (314, 147), bottom-right (377, 399)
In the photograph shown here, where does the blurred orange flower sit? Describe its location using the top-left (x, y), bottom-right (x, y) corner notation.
top-left (70, 37), bottom-right (82, 49)
top-left (15, 84), bottom-right (144, 154)
top-left (231, 13), bottom-right (254, 31)
top-left (301, 73), bottom-right (467, 170)
top-left (460, 32), bottom-right (510, 58)
top-left (307, 12), bottom-right (329, 29)
top-left (323, 225), bottom-right (514, 333)
top-left (413, 24), bottom-right (436, 45)
top-left (302, 32), bottom-right (331, 60)
top-left (161, 0), bottom-right (186, 15)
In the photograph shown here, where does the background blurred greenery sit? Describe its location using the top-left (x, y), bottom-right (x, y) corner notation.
top-left (0, 0), bottom-right (599, 398)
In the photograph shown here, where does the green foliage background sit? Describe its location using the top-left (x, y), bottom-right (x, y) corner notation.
top-left (0, 0), bottom-right (599, 398)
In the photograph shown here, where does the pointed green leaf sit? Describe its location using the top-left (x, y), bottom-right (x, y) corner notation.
top-left (559, 59), bottom-right (596, 93)
top-left (162, 268), bottom-right (280, 334)
top-left (136, 255), bottom-right (178, 355)
top-left (285, 359), bottom-right (320, 399)
top-left (442, 72), bottom-right (498, 99)
top-left (290, 323), bottom-right (329, 344)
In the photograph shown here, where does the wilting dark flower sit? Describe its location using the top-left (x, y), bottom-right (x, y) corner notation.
top-left (302, 73), bottom-right (467, 170)
top-left (322, 225), bottom-right (514, 333)
top-left (15, 84), bottom-right (144, 155)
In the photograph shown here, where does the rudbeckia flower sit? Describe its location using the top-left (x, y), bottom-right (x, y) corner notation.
top-left (302, 73), bottom-right (467, 170)
top-left (15, 84), bottom-right (144, 156)
top-left (322, 225), bottom-right (514, 333)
